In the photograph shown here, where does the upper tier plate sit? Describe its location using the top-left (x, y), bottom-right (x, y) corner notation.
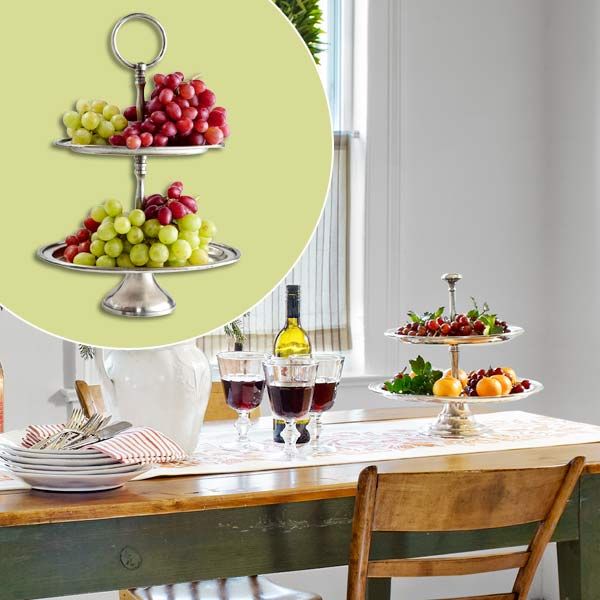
top-left (54, 138), bottom-right (223, 157)
top-left (369, 379), bottom-right (543, 404)
top-left (37, 241), bottom-right (241, 274)
top-left (384, 325), bottom-right (524, 346)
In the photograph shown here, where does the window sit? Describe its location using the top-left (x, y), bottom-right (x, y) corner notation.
top-left (199, 0), bottom-right (354, 357)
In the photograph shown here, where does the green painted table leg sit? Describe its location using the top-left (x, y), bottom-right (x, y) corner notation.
top-left (558, 474), bottom-right (600, 600)
top-left (367, 578), bottom-right (391, 600)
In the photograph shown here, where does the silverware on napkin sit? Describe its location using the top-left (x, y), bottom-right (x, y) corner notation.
top-left (64, 421), bottom-right (133, 449)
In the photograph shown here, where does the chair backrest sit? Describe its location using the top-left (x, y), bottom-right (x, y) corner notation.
top-left (75, 380), bottom-right (260, 422)
top-left (75, 380), bottom-right (106, 417)
top-left (347, 458), bottom-right (585, 600)
top-left (204, 382), bottom-right (262, 422)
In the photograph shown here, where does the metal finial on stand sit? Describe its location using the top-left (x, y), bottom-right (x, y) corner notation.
top-left (110, 13), bottom-right (167, 211)
top-left (442, 273), bottom-right (462, 379)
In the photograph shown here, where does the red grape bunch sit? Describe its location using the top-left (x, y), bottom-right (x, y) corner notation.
top-left (464, 367), bottom-right (531, 397)
top-left (396, 300), bottom-right (509, 338)
top-left (109, 71), bottom-right (230, 149)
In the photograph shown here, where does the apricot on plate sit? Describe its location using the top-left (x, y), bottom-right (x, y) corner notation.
top-left (501, 367), bottom-right (517, 384)
top-left (444, 368), bottom-right (468, 388)
top-left (476, 377), bottom-right (503, 397)
top-left (491, 374), bottom-right (512, 395)
top-left (433, 377), bottom-right (463, 397)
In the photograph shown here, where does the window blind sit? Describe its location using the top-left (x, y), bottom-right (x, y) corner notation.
top-left (198, 0), bottom-right (351, 357)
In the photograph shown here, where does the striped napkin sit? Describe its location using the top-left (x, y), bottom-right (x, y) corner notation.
top-left (21, 424), bottom-right (185, 465)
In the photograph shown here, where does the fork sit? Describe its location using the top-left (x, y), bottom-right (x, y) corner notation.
top-left (50, 414), bottom-right (106, 450)
top-left (30, 408), bottom-right (86, 450)
top-left (43, 413), bottom-right (104, 451)
top-left (54, 414), bottom-right (112, 450)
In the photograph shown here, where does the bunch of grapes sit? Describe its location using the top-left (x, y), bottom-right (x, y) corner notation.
top-left (109, 72), bottom-right (229, 149)
top-left (62, 181), bottom-right (217, 269)
top-left (62, 100), bottom-right (129, 145)
top-left (397, 313), bottom-right (509, 337)
top-left (464, 368), bottom-right (530, 397)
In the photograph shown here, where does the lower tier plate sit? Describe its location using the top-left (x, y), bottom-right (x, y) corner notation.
top-left (368, 379), bottom-right (543, 404)
top-left (37, 241), bottom-right (241, 274)
top-left (36, 241), bottom-right (241, 317)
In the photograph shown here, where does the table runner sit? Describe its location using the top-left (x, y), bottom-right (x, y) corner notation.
top-left (141, 411), bottom-right (600, 478)
top-left (1, 411), bottom-right (599, 491)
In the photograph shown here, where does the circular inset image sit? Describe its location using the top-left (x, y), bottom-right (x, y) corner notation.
top-left (0, 0), bottom-right (332, 348)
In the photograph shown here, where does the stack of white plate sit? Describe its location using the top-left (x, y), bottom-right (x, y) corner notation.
top-left (0, 443), bottom-right (150, 492)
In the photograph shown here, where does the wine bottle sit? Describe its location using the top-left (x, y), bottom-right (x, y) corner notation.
top-left (273, 285), bottom-right (311, 443)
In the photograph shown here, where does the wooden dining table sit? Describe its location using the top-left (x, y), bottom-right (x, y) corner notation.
top-left (0, 407), bottom-right (599, 600)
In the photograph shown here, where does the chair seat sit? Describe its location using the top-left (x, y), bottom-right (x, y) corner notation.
top-left (125, 575), bottom-right (322, 600)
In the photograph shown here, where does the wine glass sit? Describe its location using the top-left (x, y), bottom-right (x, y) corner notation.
top-left (263, 357), bottom-right (317, 460)
top-left (309, 353), bottom-right (345, 455)
top-left (216, 352), bottom-right (267, 450)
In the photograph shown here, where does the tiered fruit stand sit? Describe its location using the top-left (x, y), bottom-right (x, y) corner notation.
top-left (37, 13), bottom-right (241, 318)
top-left (369, 273), bottom-right (543, 437)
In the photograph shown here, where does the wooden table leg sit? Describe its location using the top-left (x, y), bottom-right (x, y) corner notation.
top-left (558, 474), bottom-right (600, 600)
top-left (366, 578), bottom-right (391, 600)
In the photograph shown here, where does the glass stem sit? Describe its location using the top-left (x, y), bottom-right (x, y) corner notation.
top-left (311, 412), bottom-right (322, 451)
top-left (235, 411), bottom-right (251, 446)
top-left (282, 419), bottom-right (300, 460)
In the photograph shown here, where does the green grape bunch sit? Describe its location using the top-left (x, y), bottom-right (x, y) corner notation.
top-left (62, 99), bottom-right (128, 145)
top-left (61, 181), bottom-right (216, 269)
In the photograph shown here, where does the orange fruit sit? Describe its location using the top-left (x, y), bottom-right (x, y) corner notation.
top-left (444, 368), bottom-right (468, 388)
top-left (476, 377), bottom-right (503, 397)
top-left (491, 374), bottom-right (512, 395)
top-left (433, 377), bottom-right (463, 397)
top-left (501, 367), bottom-right (517, 384)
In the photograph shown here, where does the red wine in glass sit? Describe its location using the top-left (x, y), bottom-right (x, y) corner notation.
top-left (268, 384), bottom-right (313, 419)
top-left (222, 376), bottom-right (265, 411)
top-left (311, 378), bottom-right (339, 413)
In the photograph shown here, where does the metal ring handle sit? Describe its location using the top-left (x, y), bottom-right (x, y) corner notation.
top-left (110, 13), bottom-right (167, 70)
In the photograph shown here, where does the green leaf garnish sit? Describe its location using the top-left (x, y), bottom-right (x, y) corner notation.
top-left (384, 355), bottom-right (443, 396)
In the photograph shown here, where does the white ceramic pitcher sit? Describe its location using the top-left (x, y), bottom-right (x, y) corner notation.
top-left (95, 342), bottom-right (211, 453)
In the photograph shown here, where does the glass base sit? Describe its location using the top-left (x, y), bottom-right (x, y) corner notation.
top-left (271, 440), bottom-right (307, 462)
top-left (219, 440), bottom-right (264, 453)
top-left (307, 441), bottom-right (336, 456)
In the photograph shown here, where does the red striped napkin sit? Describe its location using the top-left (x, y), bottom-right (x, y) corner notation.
top-left (21, 424), bottom-right (185, 465)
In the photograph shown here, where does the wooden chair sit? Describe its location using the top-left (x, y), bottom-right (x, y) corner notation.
top-left (75, 380), bottom-right (106, 417)
top-left (73, 379), bottom-right (320, 600)
top-left (347, 458), bottom-right (585, 600)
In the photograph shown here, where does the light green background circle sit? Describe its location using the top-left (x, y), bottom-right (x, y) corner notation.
top-left (0, 0), bottom-right (332, 348)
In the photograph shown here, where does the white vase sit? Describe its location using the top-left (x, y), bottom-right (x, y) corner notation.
top-left (95, 342), bottom-right (211, 453)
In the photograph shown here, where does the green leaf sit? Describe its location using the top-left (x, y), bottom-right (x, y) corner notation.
top-left (408, 311), bottom-right (422, 324)
top-left (432, 306), bottom-right (445, 319)
top-left (385, 355), bottom-right (442, 396)
top-left (273, 0), bottom-right (325, 64)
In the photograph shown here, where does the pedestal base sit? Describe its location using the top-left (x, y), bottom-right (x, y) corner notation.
top-left (429, 401), bottom-right (488, 438)
top-left (102, 273), bottom-right (175, 318)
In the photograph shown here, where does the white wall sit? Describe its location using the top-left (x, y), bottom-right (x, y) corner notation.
top-left (396, 0), bottom-right (547, 405)
top-left (542, 0), bottom-right (600, 425)
top-left (0, 310), bottom-right (69, 430)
